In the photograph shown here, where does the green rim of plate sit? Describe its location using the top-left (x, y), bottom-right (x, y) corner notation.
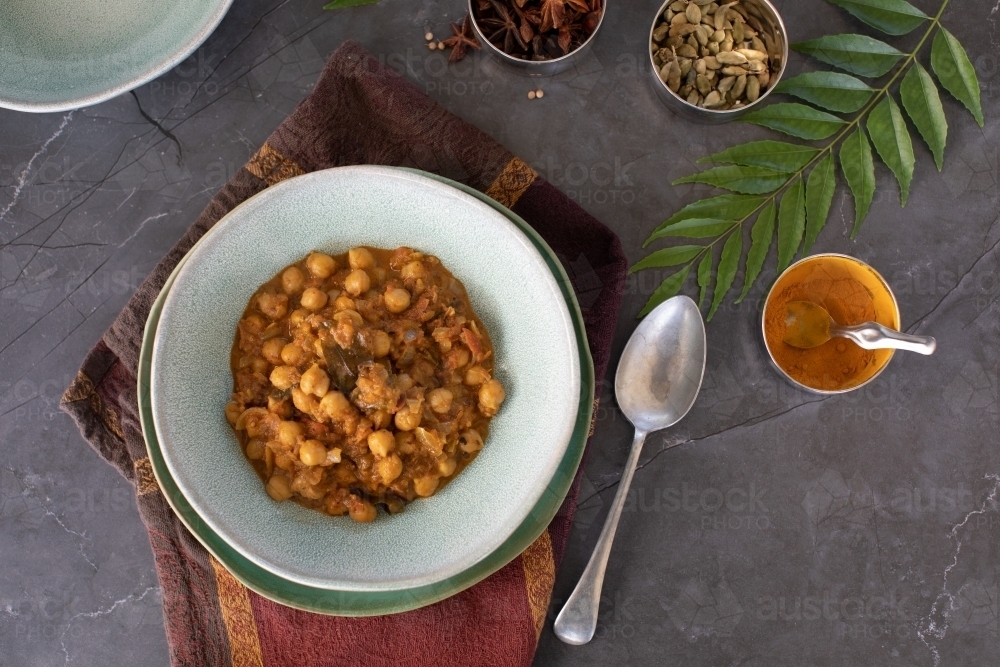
top-left (137, 167), bottom-right (594, 616)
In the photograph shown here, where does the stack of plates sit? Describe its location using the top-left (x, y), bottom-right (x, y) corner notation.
top-left (138, 166), bottom-right (594, 615)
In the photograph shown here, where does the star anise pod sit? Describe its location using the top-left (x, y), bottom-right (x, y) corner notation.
top-left (539, 0), bottom-right (565, 33)
top-left (532, 34), bottom-right (545, 58)
top-left (480, 0), bottom-right (528, 53)
top-left (443, 14), bottom-right (482, 62)
top-left (583, 0), bottom-right (602, 33)
top-left (539, 0), bottom-right (591, 33)
top-left (557, 23), bottom-right (576, 54)
top-left (512, 3), bottom-right (540, 44)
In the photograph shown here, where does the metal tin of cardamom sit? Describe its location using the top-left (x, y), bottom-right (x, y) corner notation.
top-left (760, 254), bottom-right (903, 396)
top-left (468, 0), bottom-right (607, 77)
top-left (648, 0), bottom-right (788, 122)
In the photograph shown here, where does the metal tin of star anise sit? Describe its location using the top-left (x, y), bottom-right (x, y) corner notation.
top-left (468, 0), bottom-right (606, 76)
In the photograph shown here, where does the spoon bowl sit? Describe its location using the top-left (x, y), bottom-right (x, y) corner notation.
top-left (555, 296), bottom-right (706, 645)
top-left (783, 300), bottom-right (936, 355)
top-left (615, 296), bottom-right (708, 432)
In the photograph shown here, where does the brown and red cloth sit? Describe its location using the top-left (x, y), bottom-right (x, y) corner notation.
top-left (61, 41), bottom-right (626, 667)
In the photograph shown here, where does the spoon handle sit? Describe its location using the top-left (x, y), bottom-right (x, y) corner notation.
top-left (554, 429), bottom-right (648, 645)
top-left (833, 322), bottom-right (937, 355)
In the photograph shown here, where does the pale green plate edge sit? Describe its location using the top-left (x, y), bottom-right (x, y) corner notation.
top-left (0, 0), bottom-right (234, 113)
top-left (137, 168), bottom-right (595, 616)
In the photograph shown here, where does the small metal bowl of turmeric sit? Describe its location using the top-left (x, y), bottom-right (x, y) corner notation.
top-left (761, 254), bottom-right (901, 394)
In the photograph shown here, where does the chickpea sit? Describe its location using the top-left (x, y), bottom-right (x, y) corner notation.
top-left (454, 347), bottom-right (471, 368)
top-left (225, 401), bottom-right (242, 426)
top-left (333, 309), bottom-right (364, 328)
top-left (376, 454), bottom-right (404, 485)
top-left (413, 475), bottom-right (440, 498)
top-left (305, 252), bottom-right (337, 278)
top-left (267, 396), bottom-right (293, 419)
top-left (334, 295), bottom-right (356, 311)
top-left (270, 365), bottom-right (300, 391)
top-left (289, 308), bottom-right (309, 327)
top-left (245, 438), bottom-right (267, 460)
top-left (478, 379), bottom-right (506, 417)
top-left (348, 247), bottom-right (375, 270)
top-left (401, 261), bottom-right (427, 281)
top-left (280, 342), bottom-right (305, 366)
top-left (242, 411), bottom-right (267, 437)
top-left (438, 457), bottom-right (457, 477)
top-left (427, 388), bottom-right (453, 414)
top-left (348, 498), bottom-right (378, 523)
top-left (241, 314), bottom-right (265, 333)
top-left (292, 477), bottom-right (325, 500)
top-left (371, 409), bottom-right (392, 430)
top-left (394, 406), bottom-right (422, 431)
top-left (277, 420), bottom-right (303, 447)
top-left (257, 292), bottom-right (288, 320)
top-left (371, 267), bottom-right (387, 285)
top-left (266, 474), bottom-right (293, 501)
top-left (299, 439), bottom-right (327, 466)
top-left (464, 365), bottom-right (491, 386)
top-left (300, 363), bottom-right (330, 398)
top-left (320, 391), bottom-right (353, 420)
top-left (281, 266), bottom-right (305, 294)
top-left (344, 269), bottom-right (371, 296)
top-left (250, 357), bottom-right (270, 374)
top-left (367, 429), bottom-right (395, 457)
top-left (371, 330), bottom-right (391, 358)
top-left (384, 287), bottom-right (411, 314)
top-left (395, 431), bottom-right (416, 455)
top-left (261, 338), bottom-right (286, 365)
top-left (460, 429), bottom-right (484, 453)
top-left (292, 388), bottom-right (319, 415)
top-left (300, 287), bottom-right (328, 311)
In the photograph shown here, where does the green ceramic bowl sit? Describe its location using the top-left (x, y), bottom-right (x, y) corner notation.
top-left (139, 167), bottom-right (594, 613)
top-left (0, 0), bottom-right (232, 112)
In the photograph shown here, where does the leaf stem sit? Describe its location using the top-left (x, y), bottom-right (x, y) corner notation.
top-left (661, 0), bottom-right (951, 292)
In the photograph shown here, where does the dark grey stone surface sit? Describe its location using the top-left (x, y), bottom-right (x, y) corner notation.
top-left (1, 0), bottom-right (997, 664)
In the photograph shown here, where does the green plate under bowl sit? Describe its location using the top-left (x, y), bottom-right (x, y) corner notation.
top-left (0, 0), bottom-right (232, 112)
top-left (138, 168), bottom-right (594, 615)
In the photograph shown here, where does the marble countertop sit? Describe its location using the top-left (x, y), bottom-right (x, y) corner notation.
top-left (1, 0), bottom-right (997, 664)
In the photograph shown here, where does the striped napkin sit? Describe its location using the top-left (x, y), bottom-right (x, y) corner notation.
top-left (62, 41), bottom-right (626, 667)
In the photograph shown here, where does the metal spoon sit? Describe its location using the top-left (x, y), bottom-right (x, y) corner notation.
top-left (554, 296), bottom-right (706, 645)
top-left (782, 301), bottom-right (936, 355)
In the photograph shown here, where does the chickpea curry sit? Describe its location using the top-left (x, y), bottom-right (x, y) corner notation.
top-left (225, 246), bottom-right (506, 523)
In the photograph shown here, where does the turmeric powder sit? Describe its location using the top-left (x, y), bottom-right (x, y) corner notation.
top-left (763, 255), bottom-right (898, 392)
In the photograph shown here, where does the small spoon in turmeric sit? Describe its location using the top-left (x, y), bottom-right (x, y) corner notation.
top-left (783, 301), bottom-right (937, 355)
